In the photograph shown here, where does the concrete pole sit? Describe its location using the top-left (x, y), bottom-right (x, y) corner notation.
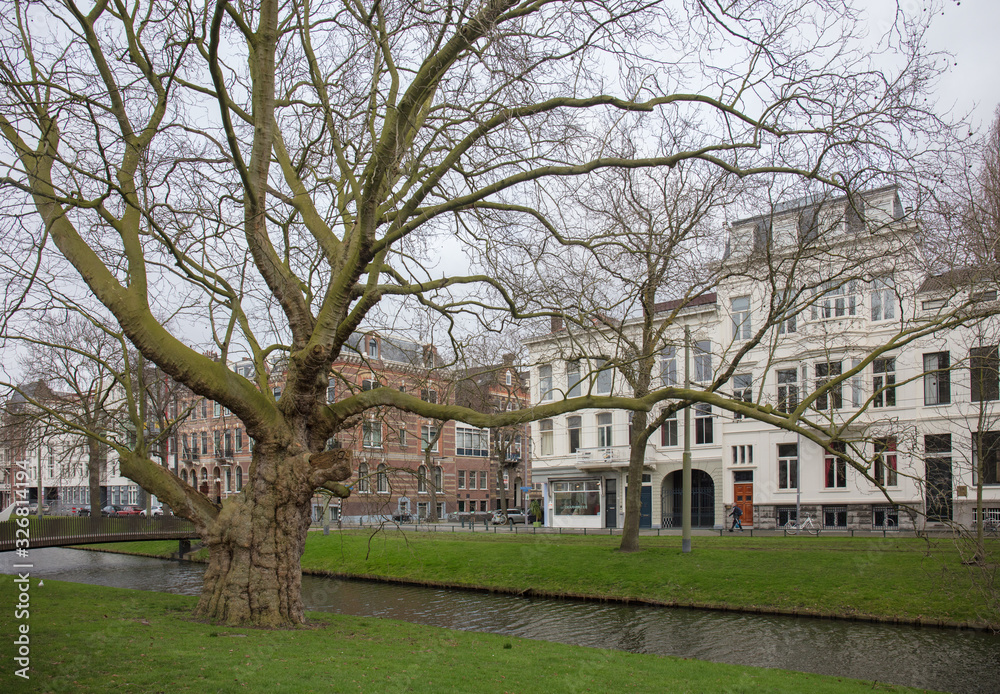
top-left (682, 327), bottom-right (692, 553)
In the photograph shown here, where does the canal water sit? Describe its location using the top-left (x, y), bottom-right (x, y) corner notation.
top-left (2, 547), bottom-right (998, 694)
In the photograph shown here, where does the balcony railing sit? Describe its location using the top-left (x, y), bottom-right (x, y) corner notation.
top-left (575, 446), bottom-right (630, 465)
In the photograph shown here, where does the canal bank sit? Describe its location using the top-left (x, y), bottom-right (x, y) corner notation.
top-left (80, 529), bottom-right (1000, 631)
top-left (0, 571), bottom-right (940, 694)
top-left (3, 547), bottom-right (999, 693)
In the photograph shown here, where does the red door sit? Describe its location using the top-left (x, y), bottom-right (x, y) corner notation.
top-left (734, 483), bottom-right (754, 525)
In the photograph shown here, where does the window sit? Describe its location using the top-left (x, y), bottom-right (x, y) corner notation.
top-left (731, 445), bottom-right (753, 465)
top-left (568, 416), bottom-right (582, 453)
top-left (823, 505), bottom-right (848, 528)
top-left (362, 378), bottom-right (378, 391)
top-left (467, 470), bottom-right (476, 489)
top-left (813, 281), bottom-right (857, 319)
top-left (733, 374), bottom-right (752, 419)
top-left (922, 298), bottom-right (947, 311)
top-left (660, 410), bottom-right (678, 447)
top-left (824, 443), bottom-right (847, 488)
top-left (870, 278), bottom-right (896, 321)
top-left (595, 360), bottom-right (613, 394)
top-left (815, 361), bottom-right (843, 411)
top-left (201, 400), bottom-right (207, 418)
top-left (872, 505), bottom-right (898, 530)
top-left (552, 480), bottom-right (600, 516)
top-left (926, 434), bottom-right (953, 521)
top-left (213, 431), bottom-right (221, 455)
top-left (236, 428), bottom-right (243, 451)
top-left (778, 308), bottom-right (797, 335)
top-left (874, 437), bottom-right (898, 487)
top-left (660, 347), bottom-right (677, 386)
top-left (273, 387), bottom-right (282, 399)
top-left (872, 357), bottom-right (896, 408)
top-left (225, 468), bottom-right (232, 493)
top-left (458, 500), bottom-right (466, 513)
top-left (456, 426), bottom-right (489, 457)
top-left (923, 352), bottom-right (950, 405)
top-left (539, 419), bottom-right (553, 455)
top-left (479, 471), bottom-right (487, 489)
top-left (972, 431), bottom-right (1000, 486)
top-left (694, 403), bottom-right (713, 444)
top-left (398, 426), bottom-right (407, 448)
top-left (777, 506), bottom-right (798, 527)
top-left (458, 470), bottom-right (466, 489)
top-left (731, 296), bottom-right (751, 340)
top-left (566, 360), bottom-right (582, 397)
top-left (777, 443), bottom-right (798, 489)
top-left (421, 425), bottom-right (438, 452)
top-left (214, 402), bottom-right (221, 417)
top-left (434, 466), bottom-right (442, 490)
top-left (376, 463), bottom-right (388, 493)
top-left (362, 421), bottom-right (383, 449)
top-left (326, 378), bottom-right (336, 403)
top-left (420, 388), bottom-right (437, 403)
top-left (777, 368), bottom-right (799, 413)
top-left (539, 365), bottom-right (553, 401)
top-left (368, 337), bottom-right (379, 359)
top-left (971, 289), bottom-right (997, 302)
top-left (597, 412), bottom-right (613, 447)
top-left (224, 430), bottom-right (233, 457)
top-left (506, 370), bottom-right (513, 386)
top-left (971, 345), bottom-right (999, 402)
top-left (356, 462), bottom-right (369, 493)
top-left (694, 341), bottom-right (712, 383)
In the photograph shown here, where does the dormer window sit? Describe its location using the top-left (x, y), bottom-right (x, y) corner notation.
top-left (505, 370), bottom-right (512, 386)
top-left (368, 337), bottom-right (379, 359)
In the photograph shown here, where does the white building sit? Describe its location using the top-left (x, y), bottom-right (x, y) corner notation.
top-left (525, 186), bottom-right (1000, 531)
top-left (0, 385), bottom-right (141, 513)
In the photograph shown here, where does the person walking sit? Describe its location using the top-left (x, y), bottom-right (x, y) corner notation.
top-left (728, 504), bottom-right (743, 532)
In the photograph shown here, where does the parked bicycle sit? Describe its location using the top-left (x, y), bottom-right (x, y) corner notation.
top-left (984, 519), bottom-right (1000, 537)
top-left (784, 513), bottom-right (819, 535)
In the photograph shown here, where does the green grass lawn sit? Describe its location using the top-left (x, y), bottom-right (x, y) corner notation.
top-left (0, 579), bottom-right (939, 693)
top-left (84, 530), bottom-right (1000, 628)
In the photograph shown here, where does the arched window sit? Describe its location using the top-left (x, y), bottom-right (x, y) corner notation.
top-left (235, 466), bottom-right (243, 491)
top-left (376, 463), bottom-right (388, 493)
top-left (357, 462), bottom-right (369, 493)
top-left (181, 469), bottom-right (188, 484)
top-left (368, 337), bottom-right (379, 358)
top-left (200, 467), bottom-right (208, 482)
top-left (417, 465), bottom-right (427, 493)
top-left (434, 466), bottom-right (442, 490)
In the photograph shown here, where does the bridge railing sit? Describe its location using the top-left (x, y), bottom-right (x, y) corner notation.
top-left (0, 516), bottom-right (197, 551)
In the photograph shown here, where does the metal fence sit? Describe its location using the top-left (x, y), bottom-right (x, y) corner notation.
top-left (0, 516), bottom-right (197, 552)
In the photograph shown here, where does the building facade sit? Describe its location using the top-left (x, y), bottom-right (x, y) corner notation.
top-left (526, 187), bottom-right (1000, 531)
top-left (170, 333), bottom-right (531, 522)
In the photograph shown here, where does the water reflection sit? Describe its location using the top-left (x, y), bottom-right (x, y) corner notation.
top-left (3, 548), bottom-right (997, 694)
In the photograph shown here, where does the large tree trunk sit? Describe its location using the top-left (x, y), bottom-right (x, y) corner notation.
top-left (618, 441), bottom-right (646, 552)
top-left (193, 443), bottom-right (329, 627)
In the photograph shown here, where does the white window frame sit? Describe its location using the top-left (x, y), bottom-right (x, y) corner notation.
top-left (731, 296), bottom-right (751, 340)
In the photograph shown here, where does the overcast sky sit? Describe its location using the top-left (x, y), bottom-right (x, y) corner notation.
top-left (920, 0), bottom-right (1000, 131)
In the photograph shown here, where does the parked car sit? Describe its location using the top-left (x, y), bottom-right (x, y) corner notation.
top-left (391, 512), bottom-right (413, 523)
top-left (491, 508), bottom-right (528, 525)
top-left (118, 505), bottom-right (143, 516)
top-left (101, 505), bottom-right (124, 517)
top-left (139, 506), bottom-right (164, 517)
top-left (74, 506), bottom-right (91, 516)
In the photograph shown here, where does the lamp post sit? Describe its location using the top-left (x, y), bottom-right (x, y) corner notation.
top-left (682, 327), bottom-right (692, 554)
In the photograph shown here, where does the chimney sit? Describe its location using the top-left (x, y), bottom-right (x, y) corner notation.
top-left (551, 316), bottom-right (564, 332)
top-left (502, 353), bottom-right (516, 366)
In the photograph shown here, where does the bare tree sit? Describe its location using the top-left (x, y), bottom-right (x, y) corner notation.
top-left (0, 0), bottom-right (960, 626)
